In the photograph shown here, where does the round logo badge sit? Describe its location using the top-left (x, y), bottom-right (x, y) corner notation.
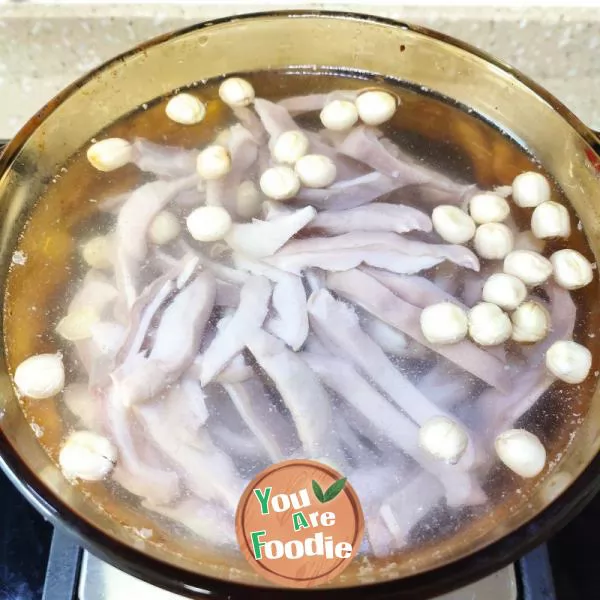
top-left (235, 459), bottom-right (364, 588)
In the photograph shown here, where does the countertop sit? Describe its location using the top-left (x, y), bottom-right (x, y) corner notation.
top-left (0, 3), bottom-right (599, 140)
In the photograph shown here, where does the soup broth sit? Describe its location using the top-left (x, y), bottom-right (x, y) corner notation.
top-left (4, 69), bottom-right (599, 573)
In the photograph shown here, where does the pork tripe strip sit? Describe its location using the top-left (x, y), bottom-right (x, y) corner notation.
top-left (117, 175), bottom-right (197, 263)
top-left (253, 98), bottom-right (365, 180)
top-left (265, 246), bottom-right (444, 276)
top-left (132, 138), bottom-right (197, 178)
top-left (306, 291), bottom-right (482, 472)
top-left (302, 352), bottom-right (485, 506)
top-left (277, 231), bottom-right (479, 271)
top-left (115, 274), bottom-right (175, 364)
top-left (307, 202), bottom-right (432, 235)
top-left (233, 254), bottom-right (308, 350)
top-left (337, 126), bottom-right (471, 197)
top-left (215, 280), bottom-right (241, 307)
top-left (68, 270), bottom-right (118, 314)
top-left (246, 328), bottom-right (339, 460)
top-left (328, 269), bottom-right (511, 393)
top-left (478, 283), bottom-right (576, 434)
top-left (200, 275), bottom-right (271, 385)
top-left (225, 206), bottom-right (316, 258)
top-left (102, 387), bottom-right (180, 505)
top-left (362, 267), bottom-right (469, 310)
top-left (205, 125), bottom-right (258, 214)
top-left (232, 106), bottom-right (267, 144)
top-left (361, 268), bottom-right (506, 362)
top-left (295, 172), bottom-right (404, 211)
top-left (214, 353), bottom-right (254, 384)
top-left (223, 379), bottom-right (286, 462)
top-left (277, 90), bottom-right (359, 114)
top-left (143, 498), bottom-right (237, 547)
top-left (136, 399), bottom-right (243, 511)
top-left (113, 271), bottom-right (216, 405)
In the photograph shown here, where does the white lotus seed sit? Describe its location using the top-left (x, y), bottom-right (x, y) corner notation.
top-left (495, 429), bottom-right (546, 478)
top-left (148, 211), bottom-right (181, 245)
top-left (511, 301), bottom-right (550, 343)
top-left (431, 205), bottom-right (476, 245)
top-left (514, 230), bottom-right (546, 253)
top-left (546, 340), bottom-right (592, 384)
top-left (474, 223), bottom-right (514, 260)
top-left (418, 416), bottom-right (469, 463)
top-left (503, 250), bottom-right (553, 286)
top-left (468, 192), bottom-right (510, 224)
top-left (355, 90), bottom-right (397, 126)
top-left (236, 180), bottom-right (262, 218)
top-left (512, 171), bottom-right (551, 208)
top-left (81, 236), bottom-right (112, 270)
top-left (56, 307), bottom-right (100, 341)
top-left (218, 77), bottom-right (255, 107)
top-left (482, 273), bottom-right (527, 311)
top-left (531, 201), bottom-right (571, 239)
top-left (320, 100), bottom-right (359, 131)
top-left (468, 302), bottom-right (512, 346)
top-left (272, 130), bottom-right (309, 165)
top-left (86, 138), bottom-right (133, 172)
top-left (59, 431), bottom-right (117, 481)
top-left (196, 145), bottom-right (231, 180)
top-left (165, 93), bottom-right (206, 125)
top-left (259, 166), bottom-right (301, 201)
top-left (295, 154), bottom-right (337, 188)
top-left (14, 353), bottom-right (65, 399)
top-left (420, 303), bottom-right (468, 345)
top-left (550, 249), bottom-right (593, 290)
top-left (186, 206), bottom-right (232, 242)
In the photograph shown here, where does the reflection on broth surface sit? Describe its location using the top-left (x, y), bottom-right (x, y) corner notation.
top-left (3, 69), bottom-right (600, 574)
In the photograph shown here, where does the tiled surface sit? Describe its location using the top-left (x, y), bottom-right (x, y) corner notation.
top-left (0, 4), bottom-right (599, 138)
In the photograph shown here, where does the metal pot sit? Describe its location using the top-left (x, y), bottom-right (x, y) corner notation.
top-left (0, 10), bottom-right (599, 599)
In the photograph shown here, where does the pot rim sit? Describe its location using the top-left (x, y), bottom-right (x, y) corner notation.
top-left (1, 9), bottom-right (599, 599)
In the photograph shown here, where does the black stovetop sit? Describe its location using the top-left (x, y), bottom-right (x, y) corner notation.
top-left (0, 467), bottom-right (595, 600)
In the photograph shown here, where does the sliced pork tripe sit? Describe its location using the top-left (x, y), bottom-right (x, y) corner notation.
top-left (362, 267), bottom-right (469, 311)
top-left (306, 290), bottom-right (482, 470)
top-left (131, 138), bottom-right (197, 178)
top-left (246, 328), bottom-right (340, 461)
top-left (199, 275), bottom-right (271, 386)
top-left (205, 125), bottom-right (258, 214)
top-left (116, 174), bottom-right (198, 263)
top-left (253, 98), bottom-right (365, 180)
top-left (224, 206), bottom-right (316, 258)
top-left (478, 284), bottom-right (576, 434)
top-left (294, 172), bottom-right (404, 211)
top-left (233, 254), bottom-right (308, 350)
top-left (142, 498), bottom-right (237, 548)
top-left (327, 269), bottom-right (511, 393)
top-left (275, 231), bottom-right (480, 271)
top-left (102, 387), bottom-right (180, 505)
top-left (135, 399), bottom-right (244, 511)
top-left (113, 271), bottom-right (216, 406)
top-left (265, 246), bottom-right (445, 276)
top-left (277, 90), bottom-right (359, 115)
top-left (68, 270), bottom-right (118, 314)
top-left (302, 352), bottom-right (485, 506)
top-left (222, 378), bottom-right (287, 463)
top-left (336, 125), bottom-right (471, 197)
top-left (306, 202), bottom-right (432, 235)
